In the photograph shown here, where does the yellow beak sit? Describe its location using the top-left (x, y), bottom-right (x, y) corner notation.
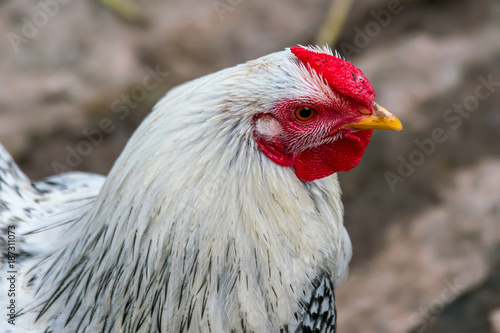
top-left (345, 103), bottom-right (403, 131)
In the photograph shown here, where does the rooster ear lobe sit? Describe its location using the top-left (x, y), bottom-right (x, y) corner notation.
top-left (254, 115), bottom-right (295, 167)
top-left (254, 115), bottom-right (283, 139)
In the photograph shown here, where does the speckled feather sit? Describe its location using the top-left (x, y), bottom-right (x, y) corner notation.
top-left (0, 46), bottom-right (356, 333)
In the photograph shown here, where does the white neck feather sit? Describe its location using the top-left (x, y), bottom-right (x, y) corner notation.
top-left (31, 50), bottom-right (352, 332)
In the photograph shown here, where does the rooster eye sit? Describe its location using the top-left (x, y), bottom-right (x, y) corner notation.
top-left (294, 106), bottom-right (316, 121)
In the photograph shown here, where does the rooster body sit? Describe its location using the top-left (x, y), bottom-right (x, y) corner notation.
top-left (0, 46), bottom-right (401, 332)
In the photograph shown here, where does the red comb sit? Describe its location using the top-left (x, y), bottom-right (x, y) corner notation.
top-left (290, 46), bottom-right (375, 107)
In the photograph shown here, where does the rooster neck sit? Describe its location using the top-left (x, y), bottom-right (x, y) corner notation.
top-left (43, 143), bottom-right (348, 332)
top-left (32, 55), bottom-right (352, 332)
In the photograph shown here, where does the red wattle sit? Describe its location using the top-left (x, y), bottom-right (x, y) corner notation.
top-left (293, 130), bottom-right (373, 181)
top-left (255, 135), bottom-right (294, 167)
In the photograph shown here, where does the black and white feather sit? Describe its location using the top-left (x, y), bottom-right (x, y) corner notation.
top-left (0, 48), bottom-right (352, 332)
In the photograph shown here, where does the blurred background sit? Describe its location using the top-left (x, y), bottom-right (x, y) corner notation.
top-left (1, 0), bottom-right (499, 331)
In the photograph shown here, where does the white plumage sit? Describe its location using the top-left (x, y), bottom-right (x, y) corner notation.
top-left (1, 46), bottom-right (400, 332)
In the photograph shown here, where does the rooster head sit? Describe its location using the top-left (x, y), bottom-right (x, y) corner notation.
top-left (254, 45), bottom-right (402, 181)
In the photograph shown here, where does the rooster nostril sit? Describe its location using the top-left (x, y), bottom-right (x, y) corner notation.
top-left (358, 107), bottom-right (371, 115)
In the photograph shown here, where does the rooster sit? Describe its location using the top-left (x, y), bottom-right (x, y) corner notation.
top-left (0, 45), bottom-right (401, 333)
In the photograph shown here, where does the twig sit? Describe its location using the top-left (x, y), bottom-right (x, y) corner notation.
top-left (315, 0), bottom-right (356, 47)
top-left (98, 0), bottom-right (146, 24)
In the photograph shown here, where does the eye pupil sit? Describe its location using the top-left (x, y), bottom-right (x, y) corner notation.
top-left (294, 106), bottom-right (316, 121)
top-left (299, 107), bottom-right (312, 119)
